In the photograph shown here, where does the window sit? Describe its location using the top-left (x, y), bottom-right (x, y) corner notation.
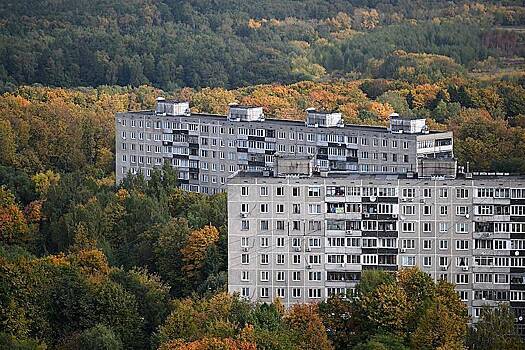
top-left (241, 186), bottom-right (249, 196)
top-left (260, 288), bottom-right (269, 298)
top-left (276, 288), bottom-right (285, 298)
top-left (241, 254), bottom-right (249, 264)
top-left (423, 188), bottom-right (432, 198)
top-left (439, 188), bottom-right (448, 198)
top-left (260, 237), bottom-right (269, 247)
top-left (456, 223), bottom-right (469, 234)
top-left (241, 220), bottom-right (250, 231)
top-left (402, 239), bottom-right (415, 249)
top-left (292, 271), bottom-right (301, 281)
top-left (241, 271), bottom-right (249, 281)
top-left (276, 271), bottom-right (285, 281)
top-left (423, 240), bottom-right (432, 250)
top-left (276, 237), bottom-right (285, 247)
top-left (276, 254), bottom-right (285, 264)
top-left (241, 288), bottom-right (250, 298)
top-left (423, 222), bottom-right (432, 232)
top-left (260, 186), bottom-right (268, 196)
top-left (403, 205), bottom-right (416, 215)
top-left (456, 240), bottom-right (469, 250)
top-left (423, 256), bottom-right (432, 266)
top-left (402, 222), bottom-right (415, 232)
top-left (402, 188), bottom-right (415, 198)
top-left (292, 204), bottom-right (301, 214)
top-left (260, 204), bottom-right (269, 213)
top-left (276, 220), bottom-right (285, 230)
top-left (440, 206), bottom-right (448, 216)
top-left (292, 187), bottom-right (300, 196)
top-left (308, 187), bottom-right (320, 197)
top-left (260, 254), bottom-right (269, 264)
top-left (455, 274), bottom-right (469, 284)
top-left (308, 288), bottom-right (322, 298)
top-left (439, 240), bottom-right (449, 250)
top-left (241, 237), bottom-right (249, 247)
top-left (276, 187), bottom-right (285, 196)
top-left (308, 204), bottom-right (321, 214)
top-left (456, 188), bottom-right (469, 199)
top-left (276, 204), bottom-right (284, 213)
top-left (308, 271), bottom-right (322, 281)
top-left (401, 256), bottom-right (416, 266)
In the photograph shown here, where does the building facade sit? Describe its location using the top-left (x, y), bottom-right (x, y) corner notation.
top-left (115, 99), bottom-right (454, 193)
top-left (227, 171), bottom-right (525, 330)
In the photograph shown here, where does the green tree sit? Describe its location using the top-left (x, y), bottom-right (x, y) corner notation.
top-left (0, 119), bottom-right (17, 166)
top-left (468, 304), bottom-right (525, 350)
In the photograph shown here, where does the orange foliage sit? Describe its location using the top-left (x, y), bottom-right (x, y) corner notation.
top-left (0, 186), bottom-right (30, 244)
top-left (159, 337), bottom-right (257, 350)
top-left (181, 225), bottom-right (220, 281)
top-left (285, 304), bottom-right (333, 350)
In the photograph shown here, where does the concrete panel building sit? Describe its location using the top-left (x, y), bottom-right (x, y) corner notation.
top-left (227, 168), bottom-right (525, 330)
top-left (115, 99), bottom-right (454, 193)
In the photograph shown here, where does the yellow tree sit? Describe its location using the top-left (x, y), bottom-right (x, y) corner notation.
top-left (358, 283), bottom-right (411, 337)
top-left (284, 304), bottom-right (333, 350)
top-left (0, 186), bottom-right (30, 245)
top-left (32, 170), bottom-right (61, 198)
top-left (181, 225), bottom-right (220, 289)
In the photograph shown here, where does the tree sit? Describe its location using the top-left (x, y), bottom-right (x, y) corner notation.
top-left (353, 333), bottom-right (408, 350)
top-left (32, 170), bottom-right (60, 199)
top-left (181, 225), bottom-right (220, 293)
top-left (0, 186), bottom-right (30, 245)
top-left (285, 304), bottom-right (333, 350)
top-left (410, 302), bottom-right (466, 350)
top-left (358, 283), bottom-right (411, 337)
top-left (468, 304), bottom-right (525, 350)
top-left (318, 295), bottom-right (357, 349)
top-left (0, 120), bottom-right (17, 166)
top-left (76, 324), bottom-right (123, 350)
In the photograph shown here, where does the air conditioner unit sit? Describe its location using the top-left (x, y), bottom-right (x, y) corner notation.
top-left (401, 198), bottom-right (407, 202)
top-left (364, 213), bottom-right (370, 218)
top-left (242, 247), bottom-right (249, 252)
top-left (305, 247), bottom-right (312, 252)
top-left (400, 248), bottom-right (407, 253)
top-left (306, 264), bottom-right (312, 269)
top-left (441, 266), bottom-right (448, 271)
top-left (340, 263), bottom-right (345, 268)
top-left (392, 214), bottom-right (398, 219)
top-left (240, 213), bottom-right (247, 218)
top-left (462, 266), bottom-right (469, 271)
top-left (345, 230), bottom-right (354, 235)
top-left (294, 247), bottom-right (301, 252)
top-left (465, 214), bottom-right (470, 219)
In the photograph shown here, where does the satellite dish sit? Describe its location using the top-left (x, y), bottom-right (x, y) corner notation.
top-left (370, 196), bottom-right (376, 202)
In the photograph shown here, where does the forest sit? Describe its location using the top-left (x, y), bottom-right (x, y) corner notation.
top-left (0, 1), bottom-right (524, 90)
top-left (0, 77), bottom-right (524, 348)
top-left (1, 0), bottom-right (525, 349)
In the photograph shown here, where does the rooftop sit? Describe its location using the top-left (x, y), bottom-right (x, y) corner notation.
top-left (232, 170), bottom-right (525, 181)
top-left (121, 109), bottom-right (447, 134)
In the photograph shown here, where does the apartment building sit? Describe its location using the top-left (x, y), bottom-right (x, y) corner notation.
top-left (115, 98), bottom-right (454, 192)
top-left (227, 166), bottom-right (525, 330)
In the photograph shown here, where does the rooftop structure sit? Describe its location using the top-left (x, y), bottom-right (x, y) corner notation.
top-left (115, 99), bottom-right (454, 193)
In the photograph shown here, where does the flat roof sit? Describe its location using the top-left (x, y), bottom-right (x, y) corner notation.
top-left (121, 110), bottom-right (446, 134)
top-left (233, 171), bottom-right (525, 181)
